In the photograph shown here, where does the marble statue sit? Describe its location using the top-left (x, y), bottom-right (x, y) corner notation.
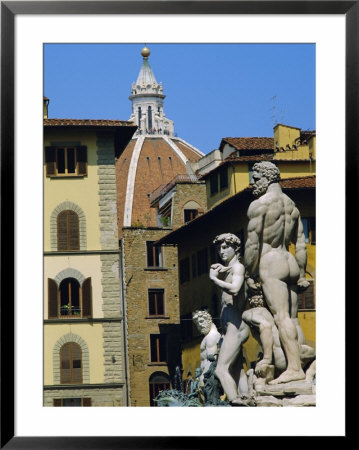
top-left (192, 310), bottom-right (221, 385)
top-left (242, 287), bottom-right (287, 376)
top-left (210, 233), bottom-right (251, 405)
top-left (244, 161), bottom-right (314, 385)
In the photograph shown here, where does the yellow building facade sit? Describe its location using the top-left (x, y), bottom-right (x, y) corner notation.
top-left (207, 124), bottom-right (316, 209)
top-left (43, 118), bottom-right (136, 406)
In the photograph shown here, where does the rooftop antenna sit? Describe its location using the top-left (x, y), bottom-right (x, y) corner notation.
top-left (279, 107), bottom-right (286, 124)
top-left (269, 95), bottom-right (278, 127)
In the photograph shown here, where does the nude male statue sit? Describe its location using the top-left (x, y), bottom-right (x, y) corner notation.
top-left (242, 290), bottom-right (287, 376)
top-left (210, 233), bottom-right (250, 405)
top-left (192, 310), bottom-right (221, 385)
top-left (244, 161), bottom-right (310, 385)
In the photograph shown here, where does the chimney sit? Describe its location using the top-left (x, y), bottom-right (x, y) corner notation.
top-left (43, 96), bottom-right (49, 119)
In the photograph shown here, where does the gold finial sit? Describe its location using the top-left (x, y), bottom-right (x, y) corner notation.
top-left (141, 45), bottom-right (150, 59)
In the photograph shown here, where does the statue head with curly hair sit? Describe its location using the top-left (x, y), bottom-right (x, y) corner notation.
top-left (252, 161), bottom-right (281, 198)
top-left (213, 233), bottom-right (241, 262)
top-left (192, 309), bottom-right (213, 335)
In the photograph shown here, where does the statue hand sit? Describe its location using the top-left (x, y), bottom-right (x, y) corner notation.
top-left (209, 265), bottom-right (221, 280)
top-left (246, 277), bottom-right (261, 292)
top-left (297, 277), bottom-right (310, 289)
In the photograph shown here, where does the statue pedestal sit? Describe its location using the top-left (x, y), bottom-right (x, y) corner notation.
top-left (253, 378), bottom-right (316, 407)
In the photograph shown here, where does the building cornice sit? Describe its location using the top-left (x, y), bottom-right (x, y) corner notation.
top-left (44, 383), bottom-right (124, 390)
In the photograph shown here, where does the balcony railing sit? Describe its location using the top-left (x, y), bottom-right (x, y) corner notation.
top-left (60, 306), bottom-right (81, 317)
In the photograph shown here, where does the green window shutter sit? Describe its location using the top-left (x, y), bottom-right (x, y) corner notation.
top-left (48, 278), bottom-right (58, 319)
top-left (77, 146), bottom-right (87, 176)
top-left (82, 277), bottom-right (92, 318)
top-left (45, 147), bottom-right (56, 176)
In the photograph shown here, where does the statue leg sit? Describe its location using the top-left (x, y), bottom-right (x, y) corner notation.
top-left (215, 323), bottom-right (242, 402)
top-left (261, 277), bottom-right (305, 384)
top-left (242, 308), bottom-right (275, 375)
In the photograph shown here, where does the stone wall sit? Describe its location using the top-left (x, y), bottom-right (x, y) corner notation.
top-left (171, 182), bottom-right (206, 228)
top-left (44, 386), bottom-right (125, 407)
top-left (122, 227), bottom-right (180, 406)
top-left (97, 132), bottom-right (126, 388)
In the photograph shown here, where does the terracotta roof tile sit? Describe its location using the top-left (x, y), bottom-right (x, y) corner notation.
top-left (221, 137), bottom-right (274, 151)
top-left (44, 118), bottom-right (136, 127)
top-left (225, 153), bottom-right (274, 162)
top-left (300, 130), bottom-right (316, 143)
top-left (280, 175), bottom-right (316, 189)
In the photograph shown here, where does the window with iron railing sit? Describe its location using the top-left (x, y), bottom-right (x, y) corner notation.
top-left (47, 277), bottom-right (92, 319)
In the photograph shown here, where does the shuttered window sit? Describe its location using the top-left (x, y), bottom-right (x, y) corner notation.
top-left (48, 278), bottom-right (58, 319)
top-left (48, 277), bottom-right (92, 319)
top-left (45, 147), bottom-right (56, 176)
top-left (59, 278), bottom-right (80, 317)
top-left (45, 146), bottom-right (87, 177)
top-left (53, 398), bottom-right (91, 407)
top-left (82, 277), bottom-right (92, 318)
top-left (219, 165), bottom-right (228, 190)
top-left (57, 210), bottom-right (80, 251)
top-left (60, 342), bottom-right (83, 384)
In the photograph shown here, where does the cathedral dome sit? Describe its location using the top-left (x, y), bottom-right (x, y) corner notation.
top-left (116, 47), bottom-right (203, 233)
top-left (116, 135), bottom-right (203, 232)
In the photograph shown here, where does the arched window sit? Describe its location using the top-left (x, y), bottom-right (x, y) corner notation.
top-left (149, 372), bottom-right (170, 407)
top-left (59, 278), bottom-right (80, 316)
top-left (148, 106), bottom-right (152, 130)
top-left (57, 210), bottom-right (80, 251)
top-left (60, 342), bottom-right (83, 384)
top-left (48, 277), bottom-right (92, 319)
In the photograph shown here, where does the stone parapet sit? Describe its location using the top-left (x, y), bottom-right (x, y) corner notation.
top-left (43, 385), bottom-right (125, 407)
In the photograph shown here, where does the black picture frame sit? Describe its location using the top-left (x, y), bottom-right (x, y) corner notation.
top-left (1, 1), bottom-right (353, 447)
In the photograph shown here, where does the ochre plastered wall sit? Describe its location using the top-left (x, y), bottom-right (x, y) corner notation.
top-left (44, 323), bottom-right (105, 385)
top-left (44, 129), bottom-right (101, 251)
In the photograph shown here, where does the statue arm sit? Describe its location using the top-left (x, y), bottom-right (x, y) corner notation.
top-left (210, 263), bottom-right (245, 296)
top-left (244, 202), bottom-right (266, 278)
top-left (205, 333), bottom-right (220, 358)
top-left (295, 213), bottom-right (309, 287)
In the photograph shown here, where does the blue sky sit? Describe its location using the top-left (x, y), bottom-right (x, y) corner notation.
top-left (44, 43), bottom-right (315, 154)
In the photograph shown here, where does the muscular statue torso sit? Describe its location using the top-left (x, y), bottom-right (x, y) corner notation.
top-left (248, 190), bottom-right (298, 252)
top-left (245, 184), bottom-right (304, 284)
